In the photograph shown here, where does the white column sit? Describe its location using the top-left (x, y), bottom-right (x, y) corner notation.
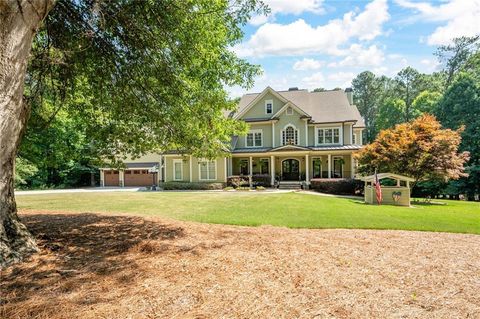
top-left (189, 155), bottom-right (193, 182)
top-left (100, 170), bottom-right (105, 187)
top-left (249, 156), bottom-right (253, 188)
top-left (164, 157), bottom-right (167, 182)
top-left (119, 169), bottom-right (125, 187)
top-left (305, 154), bottom-right (310, 184)
top-left (397, 179), bottom-right (401, 186)
top-left (272, 122), bottom-right (275, 147)
top-left (328, 154), bottom-right (332, 179)
top-left (351, 154), bottom-right (355, 178)
top-left (224, 157), bottom-right (228, 182)
top-left (270, 155), bottom-right (275, 186)
top-left (228, 157), bottom-right (233, 176)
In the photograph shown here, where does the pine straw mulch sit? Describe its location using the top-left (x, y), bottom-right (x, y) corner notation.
top-left (1, 211), bottom-right (480, 319)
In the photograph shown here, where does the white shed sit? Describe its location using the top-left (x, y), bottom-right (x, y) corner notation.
top-left (360, 173), bottom-right (415, 206)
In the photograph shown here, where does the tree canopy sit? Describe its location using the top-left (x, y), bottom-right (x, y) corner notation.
top-left (356, 114), bottom-right (469, 186)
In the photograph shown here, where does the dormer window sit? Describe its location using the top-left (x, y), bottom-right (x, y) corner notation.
top-left (286, 106), bottom-right (293, 115)
top-left (265, 100), bottom-right (273, 114)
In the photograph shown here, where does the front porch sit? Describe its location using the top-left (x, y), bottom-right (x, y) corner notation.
top-left (228, 153), bottom-right (356, 187)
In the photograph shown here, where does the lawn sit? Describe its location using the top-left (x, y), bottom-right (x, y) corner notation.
top-left (16, 191), bottom-right (480, 234)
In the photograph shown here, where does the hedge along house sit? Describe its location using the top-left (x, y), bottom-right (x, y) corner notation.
top-left (99, 87), bottom-right (365, 188)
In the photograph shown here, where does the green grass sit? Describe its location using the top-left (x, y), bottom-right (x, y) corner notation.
top-left (16, 192), bottom-right (480, 234)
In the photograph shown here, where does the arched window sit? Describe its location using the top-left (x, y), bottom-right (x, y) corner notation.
top-left (282, 125), bottom-right (298, 145)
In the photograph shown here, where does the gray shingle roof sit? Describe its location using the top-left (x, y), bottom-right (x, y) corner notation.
top-left (235, 89), bottom-right (365, 127)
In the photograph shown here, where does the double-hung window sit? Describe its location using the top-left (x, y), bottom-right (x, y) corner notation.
top-left (265, 100), bottom-right (273, 114)
top-left (246, 129), bottom-right (262, 147)
top-left (199, 160), bottom-right (216, 180)
top-left (173, 160), bottom-right (183, 181)
top-left (316, 127), bottom-right (341, 145)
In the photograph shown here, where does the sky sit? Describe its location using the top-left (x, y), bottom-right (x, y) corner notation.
top-left (227, 0), bottom-right (480, 97)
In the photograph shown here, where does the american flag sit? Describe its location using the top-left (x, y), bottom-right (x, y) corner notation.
top-left (374, 170), bottom-right (382, 205)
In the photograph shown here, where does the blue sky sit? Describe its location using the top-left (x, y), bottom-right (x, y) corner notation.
top-left (228, 0), bottom-right (480, 97)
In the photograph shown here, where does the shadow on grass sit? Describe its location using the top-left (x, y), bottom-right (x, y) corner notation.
top-left (1, 213), bottom-right (184, 315)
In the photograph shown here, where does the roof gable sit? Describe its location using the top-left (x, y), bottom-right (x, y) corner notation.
top-left (234, 87), bottom-right (288, 120)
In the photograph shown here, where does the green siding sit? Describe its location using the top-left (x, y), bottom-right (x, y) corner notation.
top-left (165, 156), bottom-right (226, 183)
top-left (274, 108), bottom-right (307, 146)
top-left (241, 92), bottom-right (284, 119)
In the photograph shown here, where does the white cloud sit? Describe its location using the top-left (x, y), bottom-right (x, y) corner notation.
top-left (327, 71), bottom-right (355, 85)
top-left (330, 44), bottom-right (385, 68)
top-left (293, 58), bottom-right (324, 70)
top-left (301, 72), bottom-right (325, 89)
top-left (396, 0), bottom-right (480, 45)
top-left (237, 0), bottom-right (389, 57)
top-left (249, 0), bottom-right (325, 25)
top-left (419, 58), bottom-right (441, 72)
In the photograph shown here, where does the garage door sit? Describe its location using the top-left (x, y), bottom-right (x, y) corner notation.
top-left (124, 170), bottom-right (155, 186)
top-left (104, 170), bottom-right (119, 186)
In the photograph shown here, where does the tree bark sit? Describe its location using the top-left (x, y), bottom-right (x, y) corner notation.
top-left (0, 0), bottom-right (54, 268)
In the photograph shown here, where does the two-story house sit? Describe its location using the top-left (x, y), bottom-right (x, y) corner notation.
top-left (99, 87), bottom-right (365, 187)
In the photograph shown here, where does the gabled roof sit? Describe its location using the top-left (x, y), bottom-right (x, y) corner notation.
top-left (234, 86), bottom-right (288, 120)
top-left (359, 173), bottom-right (415, 182)
top-left (271, 101), bottom-right (311, 118)
top-left (234, 88), bottom-right (365, 127)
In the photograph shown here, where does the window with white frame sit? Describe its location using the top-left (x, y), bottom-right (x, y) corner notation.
top-left (265, 100), bottom-right (273, 114)
top-left (286, 106), bottom-right (293, 115)
top-left (173, 160), bottom-right (183, 181)
top-left (246, 129), bottom-right (262, 147)
top-left (199, 160), bottom-right (216, 180)
top-left (352, 133), bottom-right (356, 144)
top-left (316, 127), bottom-right (341, 145)
top-left (282, 125), bottom-right (298, 145)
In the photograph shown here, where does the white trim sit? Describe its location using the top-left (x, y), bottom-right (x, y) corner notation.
top-left (234, 87), bottom-right (288, 120)
top-left (265, 99), bottom-right (273, 115)
top-left (315, 126), bottom-right (343, 146)
top-left (352, 133), bottom-right (357, 145)
top-left (270, 155), bottom-right (275, 185)
top-left (224, 158), bottom-right (227, 182)
top-left (327, 154), bottom-right (331, 179)
top-left (305, 154), bottom-right (310, 184)
top-left (305, 120), bottom-right (308, 146)
top-left (198, 159), bottom-right (217, 181)
top-left (189, 156), bottom-right (193, 182)
top-left (173, 159), bottom-right (183, 181)
top-left (245, 129), bottom-right (263, 148)
top-left (281, 123), bottom-right (299, 146)
top-left (271, 101), bottom-right (310, 118)
top-left (349, 124), bottom-right (353, 145)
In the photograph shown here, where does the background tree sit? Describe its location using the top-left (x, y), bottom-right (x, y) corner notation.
top-left (352, 71), bottom-right (382, 143)
top-left (411, 91), bottom-right (442, 115)
top-left (394, 67), bottom-right (427, 121)
top-left (0, 0), bottom-right (266, 266)
top-left (435, 35), bottom-right (480, 90)
top-left (356, 114), bottom-right (469, 189)
top-left (376, 98), bottom-right (406, 131)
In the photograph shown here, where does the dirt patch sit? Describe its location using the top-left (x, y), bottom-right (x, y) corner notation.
top-left (1, 211), bottom-right (479, 318)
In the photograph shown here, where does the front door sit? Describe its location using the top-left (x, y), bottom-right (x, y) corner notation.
top-left (282, 159), bottom-right (300, 181)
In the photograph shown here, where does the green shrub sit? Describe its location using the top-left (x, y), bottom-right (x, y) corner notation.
top-left (310, 179), bottom-right (363, 195)
top-left (227, 175), bottom-right (249, 188)
top-left (252, 174), bottom-right (271, 187)
top-left (161, 182), bottom-right (224, 190)
top-left (223, 186), bottom-right (234, 191)
top-left (256, 186), bottom-right (266, 190)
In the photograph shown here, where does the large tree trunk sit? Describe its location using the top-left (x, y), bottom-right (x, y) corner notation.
top-left (0, 0), bottom-right (54, 268)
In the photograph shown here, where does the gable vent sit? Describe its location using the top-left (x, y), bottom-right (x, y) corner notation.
top-left (288, 87), bottom-right (298, 91)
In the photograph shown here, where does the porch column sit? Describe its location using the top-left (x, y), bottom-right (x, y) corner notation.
top-left (189, 155), bottom-right (193, 182)
top-left (249, 156), bottom-right (253, 188)
top-left (270, 155), bottom-right (275, 186)
top-left (100, 169), bottom-right (105, 187)
top-left (305, 154), bottom-right (310, 185)
top-left (159, 155), bottom-right (163, 183)
top-left (328, 154), bottom-right (332, 179)
top-left (351, 154), bottom-right (355, 178)
top-left (119, 169), bottom-right (125, 187)
top-left (228, 157), bottom-right (233, 176)
top-left (224, 158), bottom-right (228, 182)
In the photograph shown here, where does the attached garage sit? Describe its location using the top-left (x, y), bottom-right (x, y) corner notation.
top-left (104, 170), bottom-right (120, 186)
top-left (124, 169), bottom-right (156, 186)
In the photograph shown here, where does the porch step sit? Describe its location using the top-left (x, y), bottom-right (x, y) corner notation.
top-left (278, 181), bottom-right (303, 190)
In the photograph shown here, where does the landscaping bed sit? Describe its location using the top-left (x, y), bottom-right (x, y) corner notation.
top-left (2, 211), bottom-right (479, 318)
